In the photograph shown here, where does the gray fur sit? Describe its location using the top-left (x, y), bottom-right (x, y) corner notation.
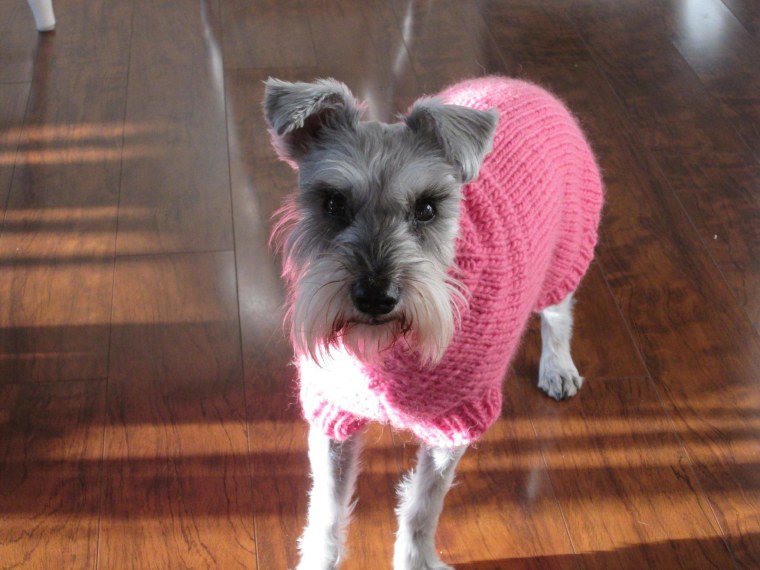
top-left (265, 79), bottom-right (494, 363)
top-left (263, 78), bottom-right (363, 162)
top-left (406, 98), bottom-right (498, 182)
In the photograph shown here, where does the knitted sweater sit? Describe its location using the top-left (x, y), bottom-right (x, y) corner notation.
top-left (297, 77), bottom-right (604, 448)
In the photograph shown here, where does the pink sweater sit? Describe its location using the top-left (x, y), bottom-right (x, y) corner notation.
top-left (297, 77), bottom-right (604, 447)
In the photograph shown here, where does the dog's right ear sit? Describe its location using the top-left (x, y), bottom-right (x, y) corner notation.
top-left (263, 78), bottom-right (362, 165)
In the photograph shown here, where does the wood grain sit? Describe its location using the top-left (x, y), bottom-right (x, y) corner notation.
top-left (116, 0), bottom-right (233, 256)
top-left (0, 381), bottom-right (104, 570)
top-left (0, 82), bottom-right (31, 215)
top-left (536, 58), bottom-right (760, 568)
top-left (32, 0), bottom-right (133, 69)
top-left (1, 0), bottom-right (759, 567)
top-left (388, 0), bottom-right (503, 93)
top-left (476, 0), bottom-right (593, 74)
top-left (221, 0), bottom-right (317, 69)
top-left (565, 0), bottom-right (760, 337)
top-left (0, 60), bottom-right (126, 383)
top-left (0, 0), bottom-right (39, 83)
top-left (225, 67), bottom-right (297, 396)
top-left (130, 0), bottom-right (223, 70)
top-left (246, 392), bottom-right (308, 570)
top-left (511, 263), bottom-right (647, 383)
top-left (722, 0), bottom-right (760, 36)
top-left (99, 251), bottom-right (256, 569)
top-left (670, 0), bottom-right (760, 154)
top-left (518, 376), bottom-right (734, 569)
top-left (306, 0), bottom-right (421, 121)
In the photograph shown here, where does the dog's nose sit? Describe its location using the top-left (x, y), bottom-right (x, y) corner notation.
top-left (351, 277), bottom-right (399, 316)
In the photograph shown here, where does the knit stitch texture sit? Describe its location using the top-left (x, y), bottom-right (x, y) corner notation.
top-left (296, 77), bottom-right (604, 447)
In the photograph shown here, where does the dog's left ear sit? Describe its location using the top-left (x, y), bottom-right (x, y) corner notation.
top-left (263, 78), bottom-right (362, 165)
top-left (406, 100), bottom-right (498, 183)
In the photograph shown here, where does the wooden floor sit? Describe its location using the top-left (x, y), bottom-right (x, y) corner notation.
top-left (1, 0), bottom-right (759, 568)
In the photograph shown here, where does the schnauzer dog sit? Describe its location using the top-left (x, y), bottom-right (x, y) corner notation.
top-left (263, 76), bottom-right (603, 570)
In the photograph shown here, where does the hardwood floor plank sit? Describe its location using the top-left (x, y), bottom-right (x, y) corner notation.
top-left (565, 2), bottom-right (740, 154)
top-left (0, 1), bottom-right (39, 83)
top-left (517, 377), bottom-right (734, 569)
top-left (342, 426), bottom-right (403, 570)
top-left (476, 0), bottom-right (593, 74)
top-left (116, 1), bottom-right (233, 256)
top-left (0, 82), bottom-right (31, 214)
top-left (533, 59), bottom-right (760, 568)
top-left (221, 0), bottom-right (317, 69)
top-left (511, 263), bottom-right (646, 383)
top-left (355, 0), bottom-right (422, 115)
top-left (100, 251), bottom-right (256, 569)
top-left (225, 67), bottom-right (298, 395)
top-left (389, 0), bottom-right (504, 93)
top-left (721, 0), bottom-right (760, 36)
top-left (130, 0), bottom-right (223, 70)
top-left (306, 0), bottom-right (421, 121)
top-left (32, 0), bottom-right (133, 69)
top-left (650, 151), bottom-right (760, 333)
top-left (246, 393), bottom-right (307, 570)
top-left (0, 381), bottom-right (104, 570)
top-left (669, 0), bottom-right (760, 157)
top-left (0, 60), bottom-right (127, 383)
top-left (565, 1), bottom-right (760, 335)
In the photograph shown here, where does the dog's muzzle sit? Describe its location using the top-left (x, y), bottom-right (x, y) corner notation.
top-left (350, 277), bottom-right (400, 317)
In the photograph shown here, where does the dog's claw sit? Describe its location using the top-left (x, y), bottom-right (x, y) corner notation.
top-left (538, 368), bottom-right (584, 401)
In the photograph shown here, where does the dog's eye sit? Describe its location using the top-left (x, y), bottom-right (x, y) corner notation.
top-left (324, 193), bottom-right (348, 219)
top-left (413, 200), bottom-right (436, 224)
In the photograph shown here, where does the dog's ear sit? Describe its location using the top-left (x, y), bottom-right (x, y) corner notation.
top-left (406, 99), bottom-right (498, 183)
top-left (263, 78), bottom-right (362, 165)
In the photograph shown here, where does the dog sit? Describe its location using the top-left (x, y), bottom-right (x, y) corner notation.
top-left (263, 76), bottom-right (603, 570)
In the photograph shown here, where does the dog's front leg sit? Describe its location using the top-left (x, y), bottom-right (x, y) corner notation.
top-left (394, 444), bottom-right (466, 570)
top-left (298, 427), bottom-right (364, 570)
top-left (538, 292), bottom-right (584, 400)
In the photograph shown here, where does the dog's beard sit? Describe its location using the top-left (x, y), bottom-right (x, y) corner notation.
top-left (286, 253), bottom-right (466, 366)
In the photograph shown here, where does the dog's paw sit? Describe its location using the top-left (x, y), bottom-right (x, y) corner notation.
top-left (394, 537), bottom-right (454, 570)
top-left (538, 364), bottom-right (584, 401)
top-left (395, 559), bottom-right (454, 570)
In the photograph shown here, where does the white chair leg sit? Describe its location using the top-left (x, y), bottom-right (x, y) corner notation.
top-left (27, 0), bottom-right (56, 32)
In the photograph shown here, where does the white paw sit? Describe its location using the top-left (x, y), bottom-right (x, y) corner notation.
top-left (394, 536), bottom-right (454, 570)
top-left (538, 363), bottom-right (584, 401)
top-left (395, 558), bottom-right (454, 570)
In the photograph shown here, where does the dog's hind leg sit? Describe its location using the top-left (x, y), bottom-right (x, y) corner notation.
top-left (394, 444), bottom-right (466, 570)
top-left (538, 292), bottom-right (584, 400)
top-left (297, 427), bottom-right (364, 570)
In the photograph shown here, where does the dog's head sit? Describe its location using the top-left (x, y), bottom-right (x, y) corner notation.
top-left (264, 78), bottom-right (498, 364)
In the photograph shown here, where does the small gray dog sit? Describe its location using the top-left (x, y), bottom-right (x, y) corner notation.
top-left (263, 76), bottom-right (603, 570)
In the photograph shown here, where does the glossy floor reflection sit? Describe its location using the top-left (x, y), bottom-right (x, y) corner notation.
top-left (1, 0), bottom-right (759, 568)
